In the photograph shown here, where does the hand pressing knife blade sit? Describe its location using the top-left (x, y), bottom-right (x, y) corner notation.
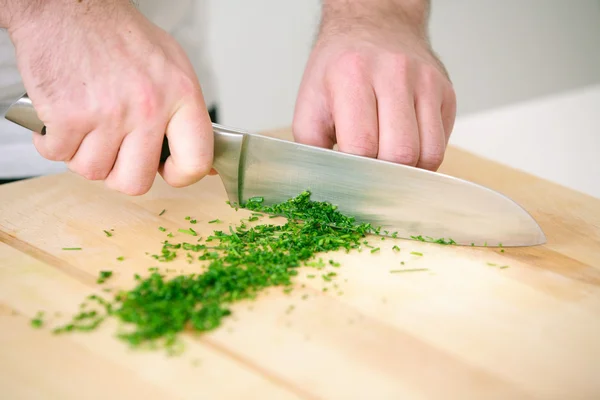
top-left (3, 92), bottom-right (546, 247)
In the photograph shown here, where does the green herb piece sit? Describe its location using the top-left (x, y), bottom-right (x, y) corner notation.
top-left (302, 294), bottom-right (309, 300)
top-left (370, 247), bottom-right (380, 253)
top-left (392, 245), bottom-right (400, 252)
top-left (167, 233), bottom-right (174, 238)
top-left (501, 249), bottom-right (505, 253)
top-left (390, 268), bottom-right (429, 273)
top-left (31, 311), bottom-right (44, 328)
top-left (208, 219), bottom-right (221, 224)
top-left (103, 230), bottom-right (113, 237)
top-left (400, 261), bottom-right (405, 265)
top-left (410, 251), bottom-right (423, 256)
top-left (178, 228), bottom-right (197, 236)
top-left (411, 235), bottom-right (456, 245)
top-left (487, 262), bottom-right (498, 266)
top-left (190, 219), bottom-right (197, 224)
top-left (329, 260), bottom-right (340, 267)
top-left (97, 270), bottom-right (113, 284)
top-left (62, 247), bottom-right (82, 251)
top-left (116, 256), bottom-right (124, 261)
top-left (322, 271), bottom-right (337, 282)
top-left (158, 226), bottom-right (166, 232)
top-left (159, 209), bottom-right (166, 216)
top-left (499, 265), bottom-right (509, 269)
top-left (185, 216), bottom-right (191, 221)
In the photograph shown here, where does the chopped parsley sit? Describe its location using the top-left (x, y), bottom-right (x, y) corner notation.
top-left (97, 271), bottom-right (113, 284)
top-left (45, 190), bottom-right (492, 354)
top-left (390, 268), bottom-right (429, 273)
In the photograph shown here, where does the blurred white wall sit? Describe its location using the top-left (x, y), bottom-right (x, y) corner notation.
top-left (200, 0), bottom-right (600, 198)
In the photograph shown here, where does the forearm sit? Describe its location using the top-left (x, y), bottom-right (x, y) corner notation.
top-left (0, 0), bottom-right (132, 31)
top-left (320, 0), bottom-right (430, 37)
top-left (0, 0), bottom-right (40, 29)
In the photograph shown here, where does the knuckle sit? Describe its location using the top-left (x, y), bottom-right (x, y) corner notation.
top-left (420, 66), bottom-right (443, 91)
top-left (419, 146), bottom-right (446, 170)
top-left (122, 183), bottom-right (151, 196)
top-left (177, 73), bottom-right (199, 97)
top-left (341, 133), bottom-right (378, 158)
top-left (138, 84), bottom-right (160, 120)
top-left (36, 141), bottom-right (70, 161)
top-left (106, 179), bottom-right (152, 196)
top-left (101, 103), bottom-right (126, 126)
top-left (386, 145), bottom-right (420, 166)
top-left (179, 159), bottom-right (213, 182)
top-left (333, 51), bottom-right (369, 79)
top-left (386, 53), bottom-right (412, 75)
top-left (164, 158), bottom-right (213, 188)
top-left (71, 161), bottom-right (111, 181)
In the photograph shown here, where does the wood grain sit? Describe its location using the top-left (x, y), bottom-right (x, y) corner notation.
top-left (0, 128), bottom-right (599, 400)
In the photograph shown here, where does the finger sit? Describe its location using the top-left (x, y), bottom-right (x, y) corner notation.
top-left (104, 125), bottom-right (165, 196)
top-left (292, 85), bottom-right (335, 149)
top-left (375, 63), bottom-right (420, 166)
top-left (414, 95), bottom-right (445, 171)
top-left (441, 85), bottom-right (457, 145)
top-left (331, 64), bottom-right (379, 158)
top-left (65, 129), bottom-right (121, 181)
top-left (415, 70), bottom-right (446, 171)
top-left (159, 99), bottom-right (213, 188)
top-left (32, 120), bottom-right (89, 162)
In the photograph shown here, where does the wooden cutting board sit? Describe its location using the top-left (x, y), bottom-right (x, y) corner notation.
top-left (1, 128), bottom-right (599, 400)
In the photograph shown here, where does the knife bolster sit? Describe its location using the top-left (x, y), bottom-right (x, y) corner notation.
top-left (212, 128), bottom-right (246, 205)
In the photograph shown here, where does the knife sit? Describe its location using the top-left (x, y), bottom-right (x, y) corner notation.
top-left (2, 92), bottom-right (545, 247)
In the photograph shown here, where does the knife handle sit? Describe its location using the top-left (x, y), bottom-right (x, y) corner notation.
top-left (4, 92), bottom-right (247, 164)
top-left (5, 92), bottom-right (246, 201)
top-left (5, 92), bottom-right (184, 165)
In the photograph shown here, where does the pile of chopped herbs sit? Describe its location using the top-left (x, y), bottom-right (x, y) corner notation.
top-left (49, 191), bottom-right (381, 353)
top-left (31, 190), bottom-right (512, 354)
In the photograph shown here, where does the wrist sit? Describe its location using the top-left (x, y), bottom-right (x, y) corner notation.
top-left (319, 0), bottom-right (430, 39)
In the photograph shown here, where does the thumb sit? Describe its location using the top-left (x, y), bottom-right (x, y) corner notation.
top-left (159, 98), bottom-right (214, 187)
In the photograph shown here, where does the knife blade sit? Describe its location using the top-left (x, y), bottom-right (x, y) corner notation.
top-left (4, 92), bottom-right (546, 247)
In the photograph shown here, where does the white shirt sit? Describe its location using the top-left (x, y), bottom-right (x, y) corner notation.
top-left (0, 0), bottom-right (216, 179)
